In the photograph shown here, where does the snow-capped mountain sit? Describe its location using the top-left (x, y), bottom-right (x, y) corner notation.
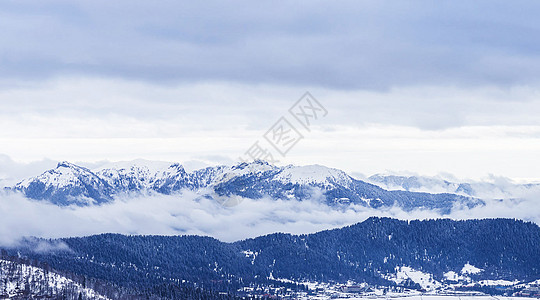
top-left (274, 164), bottom-right (353, 186)
top-left (367, 173), bottom-right (540, 199)
top-left (8, 160), bottom-right (483, 213)
top-left (14, 161), bottom-right (114, 205)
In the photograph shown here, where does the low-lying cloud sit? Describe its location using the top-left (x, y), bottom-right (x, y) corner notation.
top-left (1, 186), bottom-right (540, 247)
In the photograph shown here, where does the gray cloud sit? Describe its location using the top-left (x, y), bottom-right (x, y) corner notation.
top-left (2, 1), bottom-right (540, 89)
top-left (1, 79), bottom-right (540, 136)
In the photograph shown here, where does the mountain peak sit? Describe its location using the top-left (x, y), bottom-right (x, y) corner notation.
top-left (275, 164), bottom-right (352, 186)
top-left (169, 162), bottom-right (184, 169)
top-left (252, 159), bottom-right (272, 166)
top-left (13, 161), bottom-right (113, 205)
top-left (163, 163), bottom-right (186, 175)
top-left (229, 160), bottom-right (277, 175)
top-left (233, 159), bottom-right (273, 170)
top-left (57, 161), bottom-right (80, 169)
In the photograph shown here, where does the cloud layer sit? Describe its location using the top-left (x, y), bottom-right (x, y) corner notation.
top-left (2, 1), bottom-right (540, 89)
top-left (1, 185), bottom-right (540, 247)
top-left (1, 80), bottom-right (540, 180)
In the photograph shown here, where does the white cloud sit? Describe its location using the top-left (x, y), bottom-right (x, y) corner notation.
top-left (1, 184), bottom-right (540, 247)
top-left (1, 78), bottom-right (540, 180)
top-left (0, 155), bottom-right (57, 187)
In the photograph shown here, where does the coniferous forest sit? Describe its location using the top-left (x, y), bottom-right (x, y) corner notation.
top-left (1, 217), bottom-right (539, 299)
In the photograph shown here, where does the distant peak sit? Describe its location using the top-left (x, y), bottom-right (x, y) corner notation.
top-left (253, 159), bottom-right (271, 165)
top-left (57, 161), bottom-right (79, 169)
top-left (232, 162), bottom-right (248, 170)
top-left (233, 159), bottom-right (273, 169)
top-left (166, 163), bottom-right (186, 173)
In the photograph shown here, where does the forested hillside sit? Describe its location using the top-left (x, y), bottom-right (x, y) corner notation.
top-left (3, 217), bottom-right (540, 298)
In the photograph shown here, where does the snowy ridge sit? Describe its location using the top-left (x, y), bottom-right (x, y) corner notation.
top-left (210, 160), bottom-right (277, 185)
top-left (94, 159), bottom-right (173, 176)
top-left (13, 161), bottom-right (114, 205)
top-left (274, 164), bottom-right (352, 186)
top-left (9, 160), bottom-right (484, 212)
top-left (11, 160), bottom-right (353, 203)
top-left (96, 159), bottom-right (173, 189)
top-left (17, 161), bottom-right (100, 189)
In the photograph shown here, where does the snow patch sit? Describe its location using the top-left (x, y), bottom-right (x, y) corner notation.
top-left (461, 263), bottom-right (483, 275)
top-left (386, 266), bottom-right (442, 290)
top-left (443, 271), bottom-right (469, 282)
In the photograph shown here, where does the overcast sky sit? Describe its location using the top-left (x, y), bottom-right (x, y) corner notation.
top-left (1, 0), bottom-right (540, 181)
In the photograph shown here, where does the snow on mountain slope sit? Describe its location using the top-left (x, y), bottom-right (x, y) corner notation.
top-left (8, 160), bottom-right (484, 213)
top-left (0, 259), bottom-right (108, 299)
top-left (274, 164), bottom-right (352, 187)
top-left (94, 159), bottom-right (209, 194)
top-left (191, 165), bottom-right (228, 188)
top-left (443, 271), bottom-right (469, 282)
top-left (13, 161), bottom-right (114, 205)
top-left (17, 161), bottom-right (96, 189)
top-left (97, 163), bottom-right (161, 191)
top-left (152, 163), bottom-right (193, 194)
top-left (94, 159), bottom-right (173, 176)
top-left (208, 160), bottom-right (277, 186)
top-left (386, 266), bottom-right (442, 290)
top-left (462, 263), bottom-right (484, 275)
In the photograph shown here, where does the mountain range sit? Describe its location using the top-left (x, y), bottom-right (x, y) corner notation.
top-left (7, 160), bottom-right (483, 213)
top-left (367, 173), bottom-right (540, 199)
